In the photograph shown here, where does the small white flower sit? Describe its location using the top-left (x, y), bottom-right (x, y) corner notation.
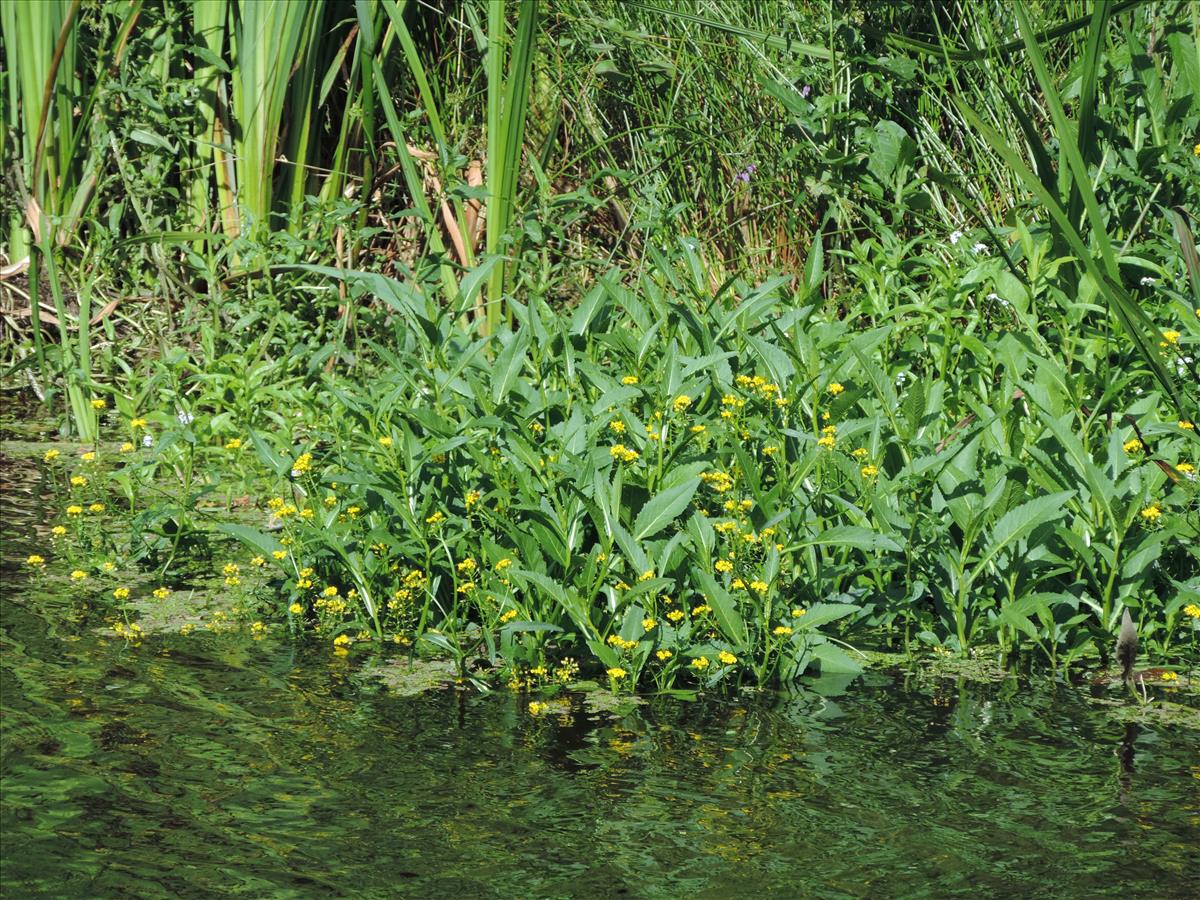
top-left (142, 435), bottom-right (154, 447)
top-left (177, 411), bottom-right (194, 426)
top-left (949, 230), bottom-right (964, 245)
top-left (1139, 276), bottom-right (1156, 286)
top-left (290, 469), bottom-right (302, 478)
top-left (972, 242), bottom-right (988, 255)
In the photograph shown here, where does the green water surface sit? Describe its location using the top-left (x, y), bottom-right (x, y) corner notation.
top-left (2, 451), bottom-right (1198, 898)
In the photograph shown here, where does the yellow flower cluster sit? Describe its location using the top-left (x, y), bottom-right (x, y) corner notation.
top-left (672, 395), bottom-right (692, 413)
top-left (1183, 603), bottom-right (1200, 620)
top-left (610, 444), bottom-right (640, 463)
top-left (291, 452), bottom-right (313, 475)
top-left (1122, 438), bottom-right (1143, 455)
top-left (701, 470), bottom-right (734, 492)
top-left (607, 634), bottom-right (638, 651)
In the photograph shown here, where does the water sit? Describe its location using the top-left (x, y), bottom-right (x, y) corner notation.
top-left (3, 449), bottom-right (1198, 898)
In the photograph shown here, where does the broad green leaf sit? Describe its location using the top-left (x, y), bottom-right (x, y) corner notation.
top-left (632, 478), bottom-right (700, 540)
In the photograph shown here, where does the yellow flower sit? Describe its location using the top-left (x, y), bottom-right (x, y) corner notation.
top-left (289, 602), bottom-right (304, 615)
top-left (291, 452), bottom-right (313, 475)
top-left (495, 558), bottom-right (513, 571)
top-left (101, 561), bottom-right (116, 572)
top-left (609, 444), bottom-right (640, 463)
top-left (1179, 421), bottom-right (1195, 430)
top-left (715, 559), bottom-right (733, 573)
top-left (1161, 329), bottom-right (1181, 345)
top-left (25, 554), bottom-right (45, 567)
top-left (1159, 670), bottom-right (1179, 682)
top-left (621, 375), bottom-right (639, 385)
top-left (346, 506), bottom-right (361, 518)
top-left (607, 667), bottom-right (628, 679)
top-left (817, 435), bottom-right (836, 450)
top-left (153, 587), bottom-right (170, 600)
top-left (690, 424), bottom-right (706, 434)
top-left (692, 604), bottom-right (712, 615)
top-left (528, 701), bottom-right (547, 716)
top-left (1178, 462), bottom-right (1195, 475)
top-left (120, 442), bottom-right (134, 453)
top-left (861, 465), bottom-right (879, 478)
top-left (81, 451), bottom-right (96, 462)
top-left (718, 650), bottom-right (737, 665)
top-left (272, 550), bottom-right (287, 560)
top-left (828, 382), bottom-right (845, 396)
top-left (1195, 142), bottom-right (1200, 156)
top-left (425, 511), bottom-right (446, 526)
top-left (773, 625), bottom-right (793, 636)
top-left (642, 618), bottom-right (657, 632)
top-left (731, 578), bottom-right (745, 589)
top-left (465, 490), bottom-right (481, 508)
top-left (129, 418), bottom-right (147, 430)
top-left (666, 609), bottom-right (685, 623)
top-left (70, 475), bottom-right (88, 487)
top-left (66, 505), bottom-right (83, 516)
top-left (499, 609), bottom-right (518, 624)
top-left (250, 556), bottom-right (265, 567)
top-left (656, 649), bottom-right (673, 661)
top-left (250, 621), bottom-right (267, 638)
top-left (333, 634), bottom-right (352, 648)
top-left (690, 656), bottom-right (710, 670)
top-left (225, 576), bottom-right (241, 586)
top-left (1139, 504), bottom-right (1162, 521)
top-left (43, 449), bottom-right (60, 462)
top-left (224, 438), bottom-right (243, 450)
top-left (852, 447), bottom-right (869, 459)
top-left (1182, 603), bottom-right (1200, 619)
top-left (52, 525), bottom-right (67, 536)
top-left (791, 608), bottom-right (807, 618)
top-left (113, 587), bottom-right (130, 600)
top-left (749, 580), bottom-right (768, 594)
top-left (378, 436), bottom-right (393, 447)
top-left (91, 398), bottom-right (107, 410)
top-left (323, 586), bottom-right (339, 597)
top-left (1122, 438), bottom-right (1143, 455)
top-left (673, 395), bottom-right (692, 413)
top-left (88, 503), bottom-right (105, 513)
top-left (70, 570), bottom-right (88, 581)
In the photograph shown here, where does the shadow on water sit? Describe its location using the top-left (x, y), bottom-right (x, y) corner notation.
top-left (3, 450), bottom-right (1199, 898)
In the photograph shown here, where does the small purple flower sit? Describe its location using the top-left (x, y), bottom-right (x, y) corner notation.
top-left (734, 163), bottom-right (757, 184)
top-left (800, 84), bottom-right (812, 98)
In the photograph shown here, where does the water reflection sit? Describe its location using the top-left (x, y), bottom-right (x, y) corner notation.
top-left (3, 454), bottom-right (1199, 897)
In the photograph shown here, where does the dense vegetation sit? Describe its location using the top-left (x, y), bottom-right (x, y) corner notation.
top-left (2, 0), bottom-right (1198, 693)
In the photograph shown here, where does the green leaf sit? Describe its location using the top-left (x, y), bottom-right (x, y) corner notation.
top-left (631, 478), bottom-right (700, 540)
top-left (213, 523), bottom-right (283, 557)
top-left (491, 328), bottom-right (530, 405)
